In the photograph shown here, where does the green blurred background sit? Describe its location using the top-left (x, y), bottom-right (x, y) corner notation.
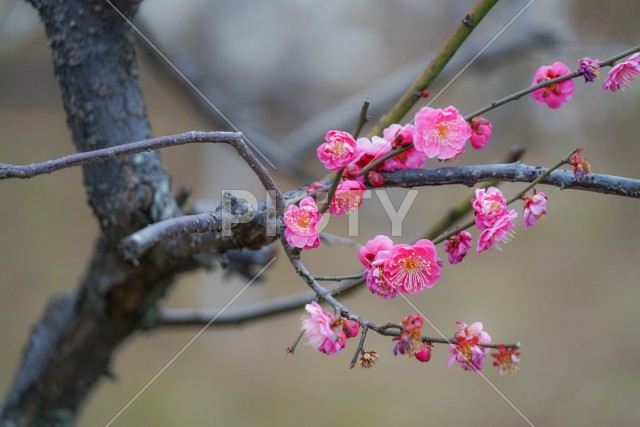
top-left (1, 0), bottom-right (639, 425)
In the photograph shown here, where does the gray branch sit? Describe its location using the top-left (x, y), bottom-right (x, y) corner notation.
top-left (380, 163), bottom-right (640, 198)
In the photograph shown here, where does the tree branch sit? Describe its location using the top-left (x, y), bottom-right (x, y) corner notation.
top-left (380, 163), bottom-right (640, 198)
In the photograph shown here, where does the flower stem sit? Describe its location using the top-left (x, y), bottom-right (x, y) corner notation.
top-left (352, 99), bottom-right (371, 139)
top-left (319, 167), bottom-right (344, 214)
top-left (287, 329), bottom-right (305, 355)
top-left (349, 326), bottom-right (368, 369)
top-left (367, 0), bottom-right (499, 137)
top-left (359, 145), bottom-right (411, 177)
top-left (313, 273), bottom-right (365, 282)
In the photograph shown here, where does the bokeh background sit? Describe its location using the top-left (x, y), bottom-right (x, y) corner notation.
top-left (1, 0), bottom-right (639, 425)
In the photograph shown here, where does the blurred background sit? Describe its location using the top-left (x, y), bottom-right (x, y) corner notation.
top-left (1, 0), bottom-right (639, 425)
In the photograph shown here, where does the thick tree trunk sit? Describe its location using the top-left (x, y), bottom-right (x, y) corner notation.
top-left (0, 1), bottom-right (197, 425)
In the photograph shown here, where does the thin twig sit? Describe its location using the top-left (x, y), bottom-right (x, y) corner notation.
top-left (319, 232), bottom-right (362, 249)
top-left (350, 326), bottom-right (368, 369)
top-left (367, 0), bottom-right (499, 137)
top-left (312, 274), bottom-right (364, 282)
top-left (352, 99), bottom-right (371, 139)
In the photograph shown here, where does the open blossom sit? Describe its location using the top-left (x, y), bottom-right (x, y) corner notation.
top-left (522, 189), bottom-right (548, 229)
top-left (329, 180), bottom-right (366, 216)
top-left (302, 302), bottom-right (347, 355)
top-left (317, 130), bottom-right (360, 171)
top-left (283, 196), bottom-right (321, 250)
top-left (447, 321), bottom-right (491, 371)
top-left (471, 187), bottom-right (508, 230)
top-left (602, 53), bottom-right (640, 92)
top-left (383, 239), bottom-right (441, 294)
top-left (444, 230), bottom-right (473, 264)
top-left (530, 61), bottom-right (574, 109)
top-left (476, 210), bottom-right (517, 253)
top-left (491, 344), bottom-right (521, 375)
top-left (468, 117), bottom-right (492, 150)
top-left (413, 106), bottom-right (471, 160)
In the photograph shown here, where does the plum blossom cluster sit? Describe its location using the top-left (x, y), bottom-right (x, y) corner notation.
top-left (285, 105), bottom-right (494, 251)
top-left (288, 49), bottom-right (640, 371)
top-left (358, 235), bottom-right (441, 299)
top-left (531, 53), bottom-right (639, 112)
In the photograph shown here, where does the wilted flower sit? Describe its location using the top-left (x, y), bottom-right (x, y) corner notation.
top-left (491, 344), bottom-right (521, 375)
top-left (577, 57), bottom-right (600, 82)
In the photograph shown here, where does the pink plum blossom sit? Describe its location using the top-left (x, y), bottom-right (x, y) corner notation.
top-left (522, 189), bottom-right (548, 229)
top-left (329, 180), bottom-right (366, 216)
top-left (354, 136), bottom-right (392, 171)
top-left (364, 265), bottom-right (398, 299)
top-left (358, 235), bottom-right (394, 269)
top-left (302, 301), bottom-right (347, 355)
top-left (602, 53), bottom-right (640, 92)
top-left (283, 196), bottom-right (321, 250)
top-left (381, 125), bottom-right (426, 170)
top-left (530, 61), bottom-right (574, 109)
top-left (471, 187), bottom-right (509, 230)
top-left (383, 239), bottom-right (441, 294)
top-left (469, 117), bottom-right (492, 150)
top-left (317, 130), bottom-right (360, 171)
top-left (359, 235), bottom-right (398, 299)
top-left (447, 321), bottom-right (491, 371)
top-left (413, 106), bottom-right (471, 160)
top-left (476, 209), bottom-right (517, 253)
top-left (444, 230), bottom-right (473, 264)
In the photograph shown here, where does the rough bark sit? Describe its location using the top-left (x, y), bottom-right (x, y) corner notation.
top-left (0, 1), bottom-right (198, 425)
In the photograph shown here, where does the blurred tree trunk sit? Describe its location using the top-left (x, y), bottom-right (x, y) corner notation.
top-left (0, 1), bottom-right (199, 425)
